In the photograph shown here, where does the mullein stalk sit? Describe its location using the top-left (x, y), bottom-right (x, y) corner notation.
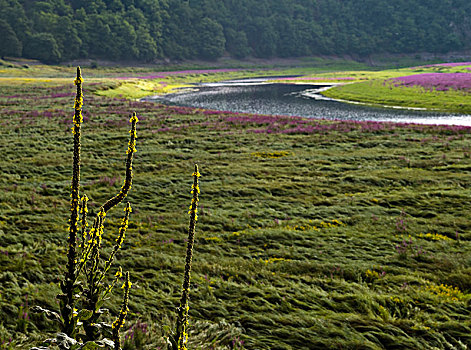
top-left (76, 112), bottom-right (137, 342)
top-left (75, 111), bottom-right (137, 281)
top-left (112, 271), bottom-right (131, 350)
top-left (175, 165), bottom-right (200, 350)
top-left (61, 66), bottom-right (83, 336)
top-left (42, 68), bottom-right (137, 347)
top-left (101, 112), bottom-right (138, 213)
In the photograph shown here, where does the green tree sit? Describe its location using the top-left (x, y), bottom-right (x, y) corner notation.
top-left (225, 28), bottom-right (250, 58)
top-left (0, 19), bottom-right (22, 56)
top-left (82, 13), bottom-right (118, 59)
top-left (104, 0), bottom-right (124, 12)
top-left (23, 32), bottom-right (61, 63)
top-left (52, 16), bottom-right (82, 60)
top-left (161, 0), bottom-right (193, 59)
top-left (247, 17), bottom-right (278, 58)
top-left (194, 17), bottom-right (225, 59)
top-left (111, 15), bottom-right (138, 59)
top-left (0, 0), bottom-right (30, 43)
top-left (136, 30), bottom-right (158, 61)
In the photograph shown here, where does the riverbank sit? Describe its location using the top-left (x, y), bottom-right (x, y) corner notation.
top-left (322, 79), bottom-right (471, 114)
top-left (316, 63), bottom-right (471, 114)
top-left (101, 61), bottom-right (471, 115)
top-left (1, 73), bottom-right (471, 349)
top-left (2, 58), bottom-right (470, 114)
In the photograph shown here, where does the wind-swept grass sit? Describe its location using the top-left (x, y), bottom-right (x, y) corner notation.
top-left (0, 68), bottom-right (471, 349)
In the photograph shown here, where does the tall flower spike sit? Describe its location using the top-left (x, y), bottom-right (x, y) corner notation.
top-left (175, 165), bottom-right (200, 350)
top-left (112, 271), bottom-right (131, 350)
top-left (101, 112), bottom-right (138, 214)
top-left (63, 66), bottom-right (83, 336)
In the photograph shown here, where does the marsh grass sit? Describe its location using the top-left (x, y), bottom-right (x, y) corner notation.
top-left (0, 68), bottom-right (471, 349)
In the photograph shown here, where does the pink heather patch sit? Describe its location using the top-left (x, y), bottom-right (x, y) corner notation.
top-left (276, 76), bottom-right (356, 81)
top-left (391, 73), bottom-right (471, 92)
top-left (412, 62), bottom-right (471, 69)
top-left (429, 62), bottom-right (471, 67)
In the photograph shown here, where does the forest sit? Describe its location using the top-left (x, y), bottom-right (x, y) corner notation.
top-left (1, 0), bottom-right (470, 63)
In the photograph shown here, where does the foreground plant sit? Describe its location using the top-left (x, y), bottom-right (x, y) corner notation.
top-left (168, 165), bottom-right (201, 350)
top-left (32, 67), bottom-right (137, 349)
top-left (112, 272), bottom-right (131, 350)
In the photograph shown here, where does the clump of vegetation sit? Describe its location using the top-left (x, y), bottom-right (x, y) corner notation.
top-left (31, 67), bottom-right (138, 349)
top-left (28, 67), bottom-right (202, 350)
top-left (1, 64), bottom-right (471, 349)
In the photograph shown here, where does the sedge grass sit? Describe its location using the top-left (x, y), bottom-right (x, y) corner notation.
top-left (0, 69), bottom-right (470, 349)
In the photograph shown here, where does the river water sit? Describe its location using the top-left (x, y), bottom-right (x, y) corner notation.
top-left (142, 78), bottom-right (471, 126)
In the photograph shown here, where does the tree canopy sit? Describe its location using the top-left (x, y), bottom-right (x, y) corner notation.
top-left (0, 0), bottom-right (469, 62)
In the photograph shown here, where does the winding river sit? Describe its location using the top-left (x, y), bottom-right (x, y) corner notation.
top-left (142, 78), bottom-right (471, 126)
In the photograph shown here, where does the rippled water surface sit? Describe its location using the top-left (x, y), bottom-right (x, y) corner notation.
top-left (143, 80), bottom-right (471, 126)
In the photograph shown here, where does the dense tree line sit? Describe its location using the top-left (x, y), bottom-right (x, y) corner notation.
top-left (0, 0), bottom-right (470, 63)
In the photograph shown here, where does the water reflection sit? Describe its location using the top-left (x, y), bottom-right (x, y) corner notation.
top-left (143, 82), bottom-right (471, 126)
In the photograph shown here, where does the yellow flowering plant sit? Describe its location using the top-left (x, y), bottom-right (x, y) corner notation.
top-left (168, 165), bottom-right (201, 350)
top-left (112, 272), bottom-right (131, 350)
top-left (31, 67), bottom-right (137, 350)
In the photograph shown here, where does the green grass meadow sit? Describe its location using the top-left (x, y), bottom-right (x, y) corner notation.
top-left (1, 65), bottom-right (471, 349)
top-left (322, 80), bottom-right (471, 114)
top-left (319, 63), bottom-right (471, 113)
